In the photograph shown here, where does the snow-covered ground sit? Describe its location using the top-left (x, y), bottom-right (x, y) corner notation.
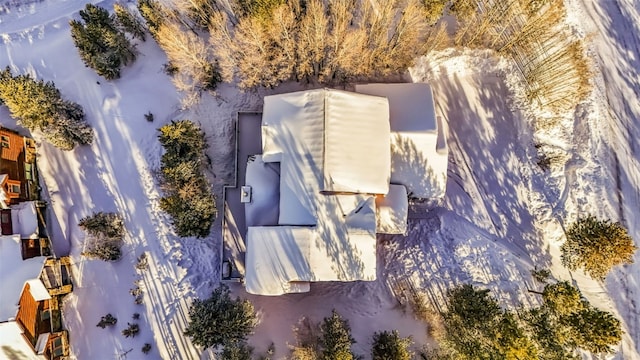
top-left (0, 0), bottom-right (639, 359)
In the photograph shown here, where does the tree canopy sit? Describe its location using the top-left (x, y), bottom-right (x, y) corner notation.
top-left (70, 4), bottom-right (139, 79)
top-left (438, 283), bottom-right (622, 359)
top-left (319, 310), bottom-right (356, 360)
top-left (561, 215), bottom-right (637, 280)
top-left (371, 330), bottom-right (413, 360)
top-left (209, 0), bottom-right (434, 88)
top-left (79, 212), bottom-right (125, 261)
top-left (0, 67), bottom-right (92, 150)
top-left (183, 285), bottom-right (257, 349)
top-left (441, 285), bottom-right (537, 359)
top-left (158, 120), bottom-right (216, 238)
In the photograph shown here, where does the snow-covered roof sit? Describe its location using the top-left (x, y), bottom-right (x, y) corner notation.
top-left (0, 234), bottom-right (46, 322)
top-left (25, 279), bottom-right (51, 302)
top-left (356, 83), bottom-right (448, 199)
top-left (245, 219), bottom-right (377, 296)
top-left (245, 226), bottom-right (314, 296)
top-left (262, 89), bottom-right (390, 196)
top-left (245, 89), bottom-right (386, 295)
top-left (0, 322), bottom-right (45, 360)
top-left (376, 184), bottom-right (409, 234)
top-left (322, 90), bottom-right (390, 194)
top-left (11, 201), bottom-right (39, 239)
top-left (356, 83), bottom-right (437, 133)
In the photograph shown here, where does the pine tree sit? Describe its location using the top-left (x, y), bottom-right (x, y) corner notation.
top-left (0, 67), bottom-right (93, 150)
top-left (79, 212), bottom-right (125, 239)
top-left (79, 212), bottom-right (125, 261)
top-left (565, 308), bottom-right (622, 354)
top-left (114, 3), bottom-right (147, 41)
top-left (96, 314), bottom-right (118, 328)
top-left (82, 242), bottom-right (122, 261)
top-left (183, 285), bottom-right (257, 349)
top-left (541, 281), bottom-right (584, 316)
top-left (137, 0), bottom-right (164, 38)
top-left (319, 310), bottom-right (356, 360)
top-left (526, 281), bottom-right (623, 356)
top-left (70, 4), bottom-right (138, 79)
top-left (441, 285), bottom-right (537, 359)
top-left (561, 215), bottom-right (637, 280)
top-left (122, 323), bottom-right (140, 338)
top-left (371, 330), bottom-right (413, 360)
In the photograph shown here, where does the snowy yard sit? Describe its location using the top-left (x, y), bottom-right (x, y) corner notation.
top-left (0, 0), bottom-right (639, 359)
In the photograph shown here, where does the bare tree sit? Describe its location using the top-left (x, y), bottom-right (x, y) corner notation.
top-left (209, 0), bottom-right (434, 88)
top-left (156, 20), bottom-right (219, 106)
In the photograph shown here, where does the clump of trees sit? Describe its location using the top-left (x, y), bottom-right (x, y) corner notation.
top-left (183, 285), bottom-right (257, 351)
top-left (158, 120), bottom-right (216, 238)
top-left (561, 215), bottom-right (637, 280)
top-left (433, 283), bottom-right (622, 359)
top-left (135, 0), bottom-right (447, 104)
top-left (450, 0), bottom-right (591, 113)
top-left (440, 285), bottom-right (538, 358)
top-left (208, 0), bottom-right (436, 88)
top-left (79, 211), bottom-right (125, 261)
top-left (70, 3), bottom-right (144, 79)
top-left (0, 67), bottom-right (93, 150)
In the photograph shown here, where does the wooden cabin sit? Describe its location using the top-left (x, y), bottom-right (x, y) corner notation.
top-left (0, 127), bottom-right (37, 206)
top-left (15, 280), bottom-right (69, 360)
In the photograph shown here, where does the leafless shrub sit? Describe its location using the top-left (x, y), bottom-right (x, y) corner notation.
top-left (155, 19), bottom-right (220, 106)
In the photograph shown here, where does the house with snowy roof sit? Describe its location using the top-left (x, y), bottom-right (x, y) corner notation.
top-left (0, 128), bottom-right (52, 259)
top-left (222, 84), bottom-right (447, 296)
top-left (0, 234), bottom-right (72, 359)
top-left (0, 127), bottom-right (72, 359)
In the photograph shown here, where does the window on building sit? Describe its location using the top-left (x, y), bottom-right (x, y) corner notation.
top-left (25, 163), bottom-right (33, 180)
top-left (1, 135), bottom-right (9, 148)
top-left (10, 184), bottom-right (20, 194)
top-left (51, 336), bottom-right (64, 358)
